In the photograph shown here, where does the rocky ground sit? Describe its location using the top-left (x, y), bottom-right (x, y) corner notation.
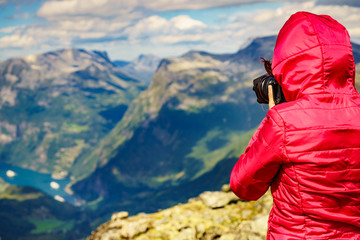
top-left (88, 185), bottom-right (272, 240)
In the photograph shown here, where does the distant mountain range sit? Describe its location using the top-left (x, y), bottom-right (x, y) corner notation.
top-left (71, 36), bottom-right (278, 215)
top-left (0, 48), bottom-right (145, 181)
top-left (71, 37), bottom-right (360, 216)
top-left (114, 54), bottom-right (162, 85)
top-left (1, 36), bottom-right (360, 238)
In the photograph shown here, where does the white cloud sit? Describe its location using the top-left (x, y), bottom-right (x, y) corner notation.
top-left (170, 15), bottom-right (206, 30)
top-left (2, 0), bottom-right (360, 61)
top-left (37, 0), bottom-right (128, 19)
top-left (0, 26), bottom-right (20, 34)
top-left (124, 15), bottom-right (207, 43)
top-left (0, 0), bottom-right (42, 5)
top-left (0, 33), bottom-right (36, 48)
top-left (153, 34), bottom-right (205, 44)
top-left (238, 1), bottom-right (360, 42)
top-left (141, 0), bottom-right (280, 11)
top-left (57, 17), bottom-right (131, 33)
top-left (126, 15), bottom-right (169, 38)
top-left (36, 0), bottom-right (309, 19)
top-left (32, 0), bottom-right (360, 50)
top-left (316, 0), bottom-right (360, 8)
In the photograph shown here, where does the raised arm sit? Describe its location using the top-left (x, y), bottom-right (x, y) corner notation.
top-left (230, 109), bottom-right (284, 201)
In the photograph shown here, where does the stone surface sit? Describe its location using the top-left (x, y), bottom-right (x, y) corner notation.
top-left (111, 211), bottom-right (129, 221)
top-left (199, 191), bottom-right (239, 209)
top-left (87, 185), bottom-right (273, 240)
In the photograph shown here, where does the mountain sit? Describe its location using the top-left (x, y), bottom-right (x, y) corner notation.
top-left (2, 36), bottom-right (359, 239)
top-left (112, 60), bottom-right (130, 68)
top-left (0, 48), bottom-right (146, 181)
top-left (71, 36), bottom-right (278, 216)
top-left (114, 54), bottom-right (162, 85)
top-left (87, 185), bottom-right (272, 240)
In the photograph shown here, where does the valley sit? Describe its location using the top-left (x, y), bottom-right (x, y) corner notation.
top-left (1, 36), bottom-right (360, 239)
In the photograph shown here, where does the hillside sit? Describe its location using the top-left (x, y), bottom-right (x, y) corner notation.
top-left (0, 48), bottom-right (145, 181)
top-left (88, 185), bottom-right (272, 240)
top-left (1, 37), bottom-right (360, 240)
top-left (71, 36), bottom-right (277, 216)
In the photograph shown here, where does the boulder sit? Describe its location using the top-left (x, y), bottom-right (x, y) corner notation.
top-left (111, 211), bottom-right (129, 221)
top-left (119, 218), bottom-right (152, 238)
top-left (199, 191), bottom-right (239, 209)
top-left (87, 190), bottom-right (272, 240)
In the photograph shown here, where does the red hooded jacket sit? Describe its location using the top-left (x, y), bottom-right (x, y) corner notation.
top-left (230, 12), bottom-right (360, 239)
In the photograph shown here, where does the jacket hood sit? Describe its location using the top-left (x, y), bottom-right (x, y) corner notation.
top-left (271, 11), bottom-right (357, 102)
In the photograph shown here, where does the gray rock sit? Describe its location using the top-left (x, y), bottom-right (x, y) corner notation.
top-left (237, 214), bottom-right (269, 240)
top-left (199, 191), bottom-right (239, 209)
top-left (111, 211), bottom-right (129, 221)
top-left (175, 227), bottom-right (196, 240)
top-left (119, 218), bottom-right (152, 238)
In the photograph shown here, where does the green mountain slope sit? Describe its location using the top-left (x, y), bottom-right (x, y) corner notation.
top-left (0, 49), bottom-right (146, 180)
top-left (72, 36), bottom-right (277, 214)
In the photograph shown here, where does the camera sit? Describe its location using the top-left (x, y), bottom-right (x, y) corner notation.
top-left (252, 74), bottom-right (286, 105)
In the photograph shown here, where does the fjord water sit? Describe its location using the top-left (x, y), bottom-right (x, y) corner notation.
top-left (0, 163), bottom-right (77, 204)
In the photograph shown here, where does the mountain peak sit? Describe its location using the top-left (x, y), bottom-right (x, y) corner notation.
top-left (21, 48), bottom-right (113, 66)
top-left (181, 50), bottom-right (232, 62)
top-left (114, 54), bottom-right (162, 85)
top-left (231, 35), bottom-right (277, 64)
top-left (1, 48), bottom-right (119, 89)
top-left (133, 54), bottom-right (161, 68)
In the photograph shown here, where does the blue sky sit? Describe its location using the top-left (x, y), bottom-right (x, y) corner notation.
top-left (1, 0), bottom-right (360, 61)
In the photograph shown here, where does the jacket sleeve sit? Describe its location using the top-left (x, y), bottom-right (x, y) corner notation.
top-left (230, 108), bottom-right (284, 201)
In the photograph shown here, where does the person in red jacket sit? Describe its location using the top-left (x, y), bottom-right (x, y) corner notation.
top-left (230, 11), bottom-right (360, 239)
